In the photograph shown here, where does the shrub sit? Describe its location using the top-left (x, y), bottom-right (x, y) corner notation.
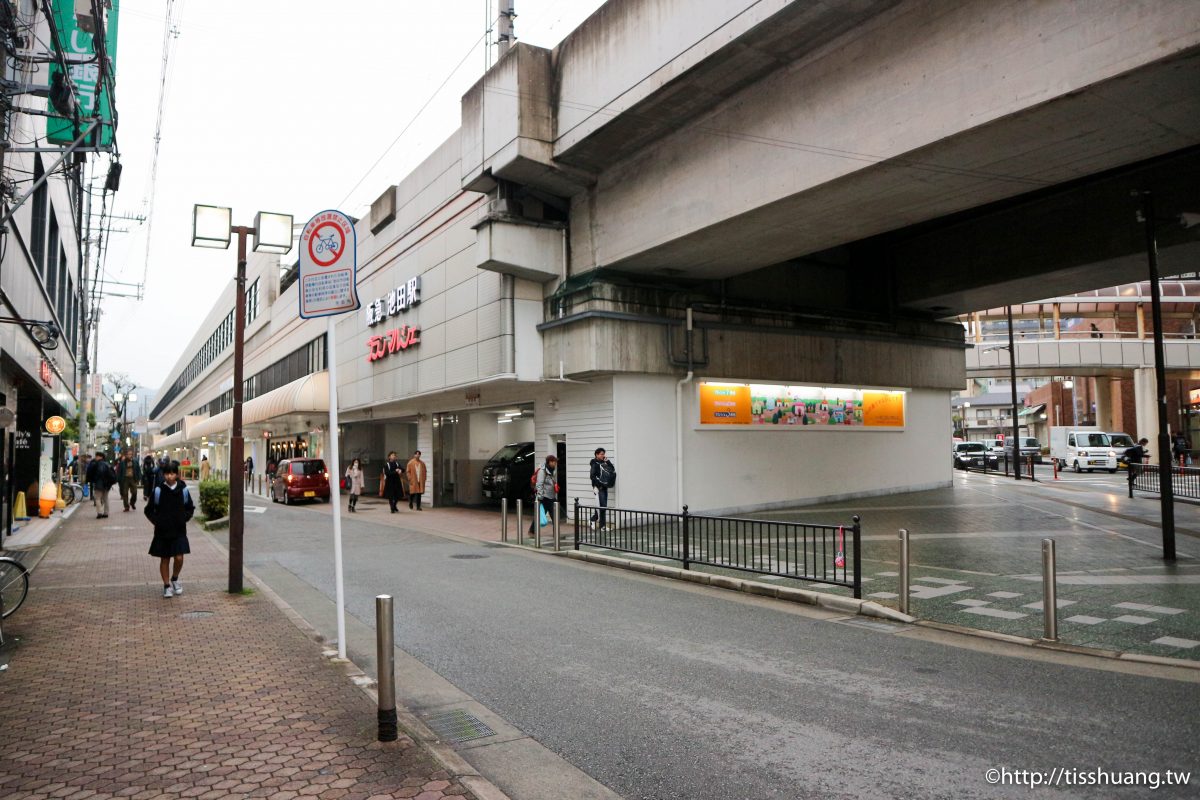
top-left (198, 479), bottom-right (230, 520)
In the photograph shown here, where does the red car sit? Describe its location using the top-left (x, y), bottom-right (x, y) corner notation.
top-left (271, 458), bottom-right (330, 504)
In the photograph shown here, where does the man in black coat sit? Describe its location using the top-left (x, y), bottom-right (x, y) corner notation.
top-left (589, 448), bottom-right (617, 530)
top-left (383, 451), bottom-right (404, 513)
top-left (85, 451), bottom-right (116, 518)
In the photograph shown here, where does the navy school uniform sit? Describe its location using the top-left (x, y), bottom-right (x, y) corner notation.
top-left (146, 480), bottom-right (195, 557)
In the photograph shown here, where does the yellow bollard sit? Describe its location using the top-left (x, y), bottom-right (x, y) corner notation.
top-left (13, 490), bottom-right (27, 519)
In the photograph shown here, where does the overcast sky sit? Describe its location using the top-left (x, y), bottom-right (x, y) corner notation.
top-left (98, 0), bottom-right (605, 401)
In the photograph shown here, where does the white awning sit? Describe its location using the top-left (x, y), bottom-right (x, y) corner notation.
top-left (155, 430), bottom-right (185, 449)
top-left (185, 372), bottom-right (329, 442)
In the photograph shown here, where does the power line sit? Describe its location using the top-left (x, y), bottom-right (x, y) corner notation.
top-left (337, 29), bottom-right (489, 211)
top-left (138, 0), bottom-right (185, 292)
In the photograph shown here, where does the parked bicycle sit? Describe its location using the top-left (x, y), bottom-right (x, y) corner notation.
top-left (0, 556), bottom-right (30, 618)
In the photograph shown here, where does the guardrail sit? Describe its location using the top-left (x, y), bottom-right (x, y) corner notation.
top-left (573, 499), bottom-right (861, 597)
top-left (1128, 463), bottom-right (1200, 500)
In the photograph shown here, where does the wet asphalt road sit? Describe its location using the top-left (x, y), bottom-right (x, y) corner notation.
top-left (224, 499), bottom-right (1198, 800)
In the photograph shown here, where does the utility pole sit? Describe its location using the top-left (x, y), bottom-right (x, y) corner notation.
top-left (497, 0), bottom-right (516, 57)
top-left (1007, 305), bottom-right (1021, 480)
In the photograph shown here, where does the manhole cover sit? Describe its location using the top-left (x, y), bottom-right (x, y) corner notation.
top-left (449, 554), bottom-right (488, 559)
top-left (423, 709), bottom-right (496, 744)
top-left (180, 611), bottom-right (214, 619)
top-left (831, 617), bottom-right (904, 634)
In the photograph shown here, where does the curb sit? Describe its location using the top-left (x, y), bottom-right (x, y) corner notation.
top-left (199, 527), bottom-right (514, 800)
top-left (558, 548), bottom-right (916, 624)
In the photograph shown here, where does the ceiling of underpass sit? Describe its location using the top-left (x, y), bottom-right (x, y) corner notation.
top-left (600, 46), bottom-right (1200, 313)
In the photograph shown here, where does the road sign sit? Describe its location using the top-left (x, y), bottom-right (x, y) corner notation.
top-left (298, 210), bottom-right (359, 318)
top-left (45, 415), bottom-right (66, 435)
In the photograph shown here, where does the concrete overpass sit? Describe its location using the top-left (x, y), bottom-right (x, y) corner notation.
top-left (461, 0), bottom-right (1200, 324)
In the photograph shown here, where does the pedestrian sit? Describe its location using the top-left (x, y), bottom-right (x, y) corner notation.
top-left (117, 450), bottom-right (142, 512)
top-left (142, 455), bottom-right (156, 499)
top-left (155, 456), bottom-right (171, 488)
top-left (589, 447), bottom-right (617, 530)
top-left (383, 451), bottom-right (404, 513)
top-left (527, 454), bottom-right (558, 535)
top-left (145, 462), bottom-right (194, 598)
top-left (265, 457), bottom-right (276, 483)
top-left (1172, 432), bottom-right (1190, 465)
top-left (1126, 438), bottom-right (1149, 465)
top-left (85, 451), bottom-right (115, 518)
top-left (345, 457), bottom-right (363, 512)
top-left (1089, 323), bottom-right (1102, 338)
top-left (244, 456), bottom-right (254, 489)
top-left (200, 454), bottom-right (211, 481)
top-left (406, 450), bottom-right (427, 510)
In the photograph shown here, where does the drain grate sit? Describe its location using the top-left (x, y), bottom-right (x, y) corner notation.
top-left (423, 709), bottom-right (496, 744)
top-left (831, 616), bottom-right (904, 634)
top-left (179, 610), bottom-right (214, 619)
top-left (449, 554), bottom-right (489, 560)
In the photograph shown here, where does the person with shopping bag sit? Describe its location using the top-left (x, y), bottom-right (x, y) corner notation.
top-left (527, 454), bottom-right (558, 535)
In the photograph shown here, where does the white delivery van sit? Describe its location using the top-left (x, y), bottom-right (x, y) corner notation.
top-left (1049, 426), bottom-right (1117, 473)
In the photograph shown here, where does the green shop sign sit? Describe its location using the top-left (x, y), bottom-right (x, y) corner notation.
top-left (46, 0), bottom-right (119, 148)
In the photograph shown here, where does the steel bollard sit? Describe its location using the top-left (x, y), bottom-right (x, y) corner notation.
top-left (535, 500), bottom-right (543, 549)
top-left (898, 528), bottom-right (910, 616)
top-left (553, 502), bottom-right (561, 551)
top-left (375, 595), bottom-right (398, 741)
top-left (501, 497), bottom-right (508, 542)
top-left (516, 499), bottom-right (523, 544)
top-left (1041, 538), bottom-right (1058, 641)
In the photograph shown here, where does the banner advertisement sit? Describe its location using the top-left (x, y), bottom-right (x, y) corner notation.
top-left (698, 382), bottom-right (905, 429)
top-left (47, 0), bottom-right (120, 147)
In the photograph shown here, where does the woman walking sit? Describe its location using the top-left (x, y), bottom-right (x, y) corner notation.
top-left (345, 458), bottom-right (364, 512)
top-left (145, 462), bottom-right (194, 598)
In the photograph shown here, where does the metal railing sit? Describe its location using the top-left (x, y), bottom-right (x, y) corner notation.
top-left (574, 499), bottom-right (861, 597)
top-left (1128, 462), bottom-right (1200, 500)
top-left (955, 454), bottom-right (1039, 480)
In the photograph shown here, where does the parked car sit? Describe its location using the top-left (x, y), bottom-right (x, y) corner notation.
top-left (1108, 432), bottom-right (1136, 467)
top-left (271, 458), bottom-right (330, 504)
top-left (953, 442), bottom-right (999, 470)
top-left (481, 441), bottom-right (535, 502)
top-left (1003, 436), bottom-right (1043, 464)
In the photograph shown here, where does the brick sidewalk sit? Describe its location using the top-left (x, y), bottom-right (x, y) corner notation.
top-left (0, 503), bottom-right (479, 800)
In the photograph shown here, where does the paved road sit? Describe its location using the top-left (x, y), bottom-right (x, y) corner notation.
top-left (228, 498), bottom-right (1198, 799)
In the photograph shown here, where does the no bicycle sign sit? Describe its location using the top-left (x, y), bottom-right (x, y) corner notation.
top-left (299, 210), bottom-right (360, 318)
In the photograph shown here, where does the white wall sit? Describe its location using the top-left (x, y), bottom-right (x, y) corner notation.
top-left (532, 377), bottom-right (615, 513)
top-left (614, 374), bottom-right (950, 514)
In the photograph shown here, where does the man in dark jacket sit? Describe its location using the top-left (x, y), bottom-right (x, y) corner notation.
top-left (117, 450), bottom-right (142, 512)
top-left (383, 451), bottom-right (404, 513)
top-left (142, 455), bottom-right (156, 500)
top-left (589, 448), bottom-right (617, 530)
top-left (85, 451), bottom-right (116, 518)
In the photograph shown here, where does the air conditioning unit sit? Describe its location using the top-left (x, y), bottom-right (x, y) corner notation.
top-left (76, 0), bottom-right (106, 34)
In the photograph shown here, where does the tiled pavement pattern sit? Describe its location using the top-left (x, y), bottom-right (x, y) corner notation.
top-left (0, 507), bottom-right (477, 800)
top-left (711, 474), bottom-right (1200, 660)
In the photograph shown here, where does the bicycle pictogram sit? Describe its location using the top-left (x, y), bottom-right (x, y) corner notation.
top-left (315, 232), bottom-right (339, 255)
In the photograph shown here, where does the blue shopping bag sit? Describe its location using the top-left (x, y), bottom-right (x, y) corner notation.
top-left (538, 503), bottom-right (549, 528)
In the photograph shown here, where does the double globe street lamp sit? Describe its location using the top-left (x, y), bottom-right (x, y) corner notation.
top-left (192, 205), bottom-right (293, 593)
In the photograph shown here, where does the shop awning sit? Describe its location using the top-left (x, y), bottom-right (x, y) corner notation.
top-left (155, 430), bottom-right (185, 449)
top-left (1018, 403), bottom-right (1046, 417)
top-left (185, 372), bottom-right (330, 442)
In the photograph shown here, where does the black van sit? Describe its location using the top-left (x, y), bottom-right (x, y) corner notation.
top-left (481, 441), bottom-right (535, 502)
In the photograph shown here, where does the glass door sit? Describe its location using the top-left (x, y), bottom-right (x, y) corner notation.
top-left (434, 413), bottom-right (459, 507)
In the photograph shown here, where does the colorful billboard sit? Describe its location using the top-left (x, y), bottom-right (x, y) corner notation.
top-left (698, 382), bottom-right (905, 428)
top-left (47, 0), bottom-right (119, 147)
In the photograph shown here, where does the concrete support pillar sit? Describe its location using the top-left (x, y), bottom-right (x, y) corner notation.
top-left (1094, 377), bottom-right (1114, 432)
top-left (1137, 304), bottom-right (1146, 339)
top-left (972, 312), bottom-right (981, 343)
top-left (1052, 304), bottom-right (1061, 340)
top-left (1134, 367), bottom-right (1160, 463)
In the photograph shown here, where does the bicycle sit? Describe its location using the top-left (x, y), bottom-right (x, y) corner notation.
top-left (0, 556), bottom-right (30, 619)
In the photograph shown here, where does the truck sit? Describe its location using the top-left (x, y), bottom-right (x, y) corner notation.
top-left (1049, 426), bottom-right (1117, 473)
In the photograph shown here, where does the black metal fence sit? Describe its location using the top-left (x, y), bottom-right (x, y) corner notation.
top-left (573, 499), bottom-right (861, 597)
top-left (956, 454), bottom-right (1039, 480)
top-left (1128, 463), bottom-right (1200, 500)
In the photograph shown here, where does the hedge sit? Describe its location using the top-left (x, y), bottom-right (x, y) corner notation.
top-left (198, 479), bottom-right (230, 520)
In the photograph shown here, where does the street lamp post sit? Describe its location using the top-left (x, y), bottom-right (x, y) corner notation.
top-left (193, 205), bottom-right (293, 593)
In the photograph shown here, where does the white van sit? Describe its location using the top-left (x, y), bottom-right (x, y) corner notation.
top-left (1049, 427), bottom-right (1117, 473)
